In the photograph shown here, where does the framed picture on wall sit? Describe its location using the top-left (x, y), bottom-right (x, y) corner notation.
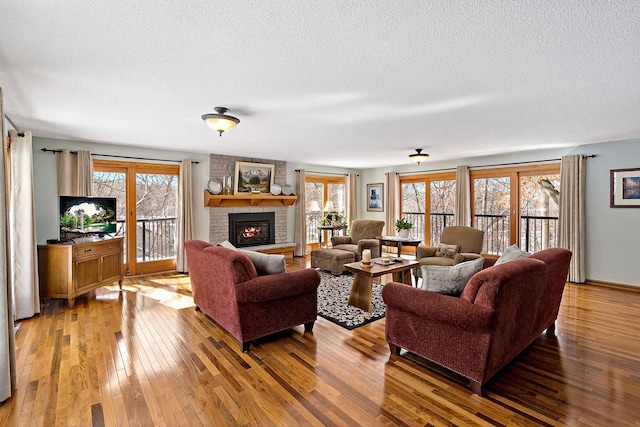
top-left (234, 161), bottom-right (275, 194)
top-left (611, 168), bottom-right (640, 208)
top-left (367, 183), bottom-right (384, 212)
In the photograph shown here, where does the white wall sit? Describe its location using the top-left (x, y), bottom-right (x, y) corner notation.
top-left (32, 137), bottom-right (211, 244)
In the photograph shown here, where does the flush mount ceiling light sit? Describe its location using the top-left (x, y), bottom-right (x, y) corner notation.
top-left (201, 107), bottom-right (240, 136)
top-left (409, 148), bottom-right (429, 164)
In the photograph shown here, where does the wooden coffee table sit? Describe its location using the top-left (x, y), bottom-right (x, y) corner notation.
top-left (343, 258), bottom-right (419, 312)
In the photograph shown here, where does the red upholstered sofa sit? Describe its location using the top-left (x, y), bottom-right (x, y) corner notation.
top-left (382, 247), bottom-right (572, 395)
top-left (185, 240), bottom-right (320, 351)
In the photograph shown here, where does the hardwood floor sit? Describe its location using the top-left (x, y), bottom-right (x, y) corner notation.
top-left (2, 256), bottom-right (640, 426)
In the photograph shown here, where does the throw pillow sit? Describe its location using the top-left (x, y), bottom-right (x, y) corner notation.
top-left (495, 244), bottom-right (529, 265)
top-left (238, 249), bottom-right (286, 276)
top-left (218, 240), bottom-right (238, 251)
top-left (420, 257), bottom-right (484, 295)
top-left (435, 243), bottom-right (460, 259)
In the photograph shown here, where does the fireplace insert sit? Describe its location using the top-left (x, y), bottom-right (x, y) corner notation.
top-left (228, 212), bottom-right (275, 247)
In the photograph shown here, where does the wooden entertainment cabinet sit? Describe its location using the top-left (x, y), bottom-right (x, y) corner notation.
top-left (37, 236), bottom-right (124, 306)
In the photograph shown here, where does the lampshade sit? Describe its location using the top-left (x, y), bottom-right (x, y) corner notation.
top-left (201, 107), bottom-right (240, 136)
top-left (323, 201), bottom-right (335, 212)
top-left (409, 148), bottom-right (429, 164)
top-left (308, 200), bottom-right (322, 212)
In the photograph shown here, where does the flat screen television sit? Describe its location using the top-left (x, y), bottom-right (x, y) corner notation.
top-left (59, 196), bottom-right (117, 239)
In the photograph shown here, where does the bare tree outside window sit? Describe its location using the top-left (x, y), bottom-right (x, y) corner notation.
top-left (520, 174), bottom-right (560, 252)
top-left (328, 184), bottom-right (345, 214)
top-left (93, 172), bottom-right (127, 259)
top-left (135, 173), bottom-right (178, 261)
top-left (474, 177), bottom-right (511, 254)
top-left (305, 182), bottom-right (324, 244)
top-left (429, 180), bottom-right (456, 245)
top-left (401, 180), bottom-right (455, 244)
top-left (304, 178), bottom-right (346, 247)
top-left (93, 170), bottom-right (178, 263)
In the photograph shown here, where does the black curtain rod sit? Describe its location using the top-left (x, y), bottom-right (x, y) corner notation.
top-left (41, 148), bottom-right (199, 164)
top-left (295, 169), bottom-right (353, 176)
top-left (3, 113), bottom-right (25, 137)
top-left (399, 155), bottom-right (596, 175)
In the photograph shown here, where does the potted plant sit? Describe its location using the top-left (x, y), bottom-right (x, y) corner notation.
top-left (320, 212), bottom-right (346, 227)
top-left (395, 217), bottom-right (413, 238)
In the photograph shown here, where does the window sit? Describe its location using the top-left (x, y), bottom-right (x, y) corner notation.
top-left (471, 164), bottom-right (560, 255)
top-left (519, 172), bottom-right (560, 252)
top-left (399, 164), bottom-right (560, 255)
top-left (400, 173), bottom-right (456, 245)
top-left (472, 173), bottom-right (511, 254)
top-left (304, 175), bottom-right (346, 248)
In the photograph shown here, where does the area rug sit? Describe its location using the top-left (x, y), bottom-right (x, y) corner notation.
top-left (317, 271), bottom-right (386, 330)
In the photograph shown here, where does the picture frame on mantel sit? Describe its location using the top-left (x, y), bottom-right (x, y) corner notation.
top-left (234, 161), bottom-right (275, 194)
top-left (610, 168), bottom-right (640, 208)
top-left (367, 183), bottom-right (384, 212)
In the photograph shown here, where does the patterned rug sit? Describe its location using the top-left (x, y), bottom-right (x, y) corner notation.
top-left (316, 271), bottom-right (386, 330)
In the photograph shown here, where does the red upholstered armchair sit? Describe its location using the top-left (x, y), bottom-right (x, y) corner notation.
top-left (185, 240), bottom-right (320, 352)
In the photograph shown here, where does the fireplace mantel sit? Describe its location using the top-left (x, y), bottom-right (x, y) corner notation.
top-left (204, 190), bottom-right (297, 207)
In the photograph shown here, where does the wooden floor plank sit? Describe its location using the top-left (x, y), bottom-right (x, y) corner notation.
top-left (2, 255), bottom-right (640, 426)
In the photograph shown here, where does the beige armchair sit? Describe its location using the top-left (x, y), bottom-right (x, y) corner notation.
top-left (331, 219), bottom-right (385, 261)
top-left (414, 226), bottom-right (485, 279)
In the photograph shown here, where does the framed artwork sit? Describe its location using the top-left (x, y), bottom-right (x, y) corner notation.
top-left (611, 168), bottom-right (640, 208)
top-left (234, 161), bottom-right (275, 194)
top-left (367, 183), bottom-right (384, 212)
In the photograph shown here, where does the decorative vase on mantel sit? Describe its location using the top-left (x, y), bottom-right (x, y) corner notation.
top-left (398, 229), bottom-right (410, 238)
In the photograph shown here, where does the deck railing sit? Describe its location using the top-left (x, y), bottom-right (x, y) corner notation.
top-left (473, 213), bottom-right (510, 255)
top-left (401, 212), bottom-right (453, 245)
top-left (520, 215), bottom-right (558, 253)
top-left (306, 213), bottom-right (323, 244)
top-left (402, 212), bottom-right (558, 254)
top-left (116, 217), bottom-right (177, 261)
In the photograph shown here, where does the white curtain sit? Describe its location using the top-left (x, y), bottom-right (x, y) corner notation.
top-left (558, 155), bottom-right (586, 283)
top-left (454, 165), bottom-right (471, 226)
top-left (1, 87), bottom-right (17, 402)
top-left (385, 172), bottom-right (399, 235)
top-left (346, 173), bottom-right (358, 225)
top-left (57, 149), bottom-right (92, 196)
top-left (294, 169), bottom-right (306, 256)
top-left (8, 130), bottom-right (40, 320)
top-left (176, 160), bottom-right (194, 272)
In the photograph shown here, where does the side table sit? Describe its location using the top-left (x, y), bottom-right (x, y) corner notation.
top-left (318, 225), bottom-right (347, 248)
top-left (377, 235), bottom-right (423, 256)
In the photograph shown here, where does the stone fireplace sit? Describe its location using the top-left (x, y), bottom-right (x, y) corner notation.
top-left (228, 212), bottom-right (275, 247)
top-left (208, 154), bottom-right (289, 245)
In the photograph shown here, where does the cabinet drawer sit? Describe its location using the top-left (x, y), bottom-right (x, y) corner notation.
top-left (73, 240), bottom-right (120, 259)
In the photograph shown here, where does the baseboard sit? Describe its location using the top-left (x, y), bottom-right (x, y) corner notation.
top-left (583, 279), bottom-right (640, 292)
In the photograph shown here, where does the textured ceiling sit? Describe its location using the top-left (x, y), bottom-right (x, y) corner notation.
top-left (1, 1), bottom-right (639, 168)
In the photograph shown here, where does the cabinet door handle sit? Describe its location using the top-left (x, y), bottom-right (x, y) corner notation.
top-left (108, 244), bottom-right (114, 249)
top-left (84, 249), bottom-right (92, 253)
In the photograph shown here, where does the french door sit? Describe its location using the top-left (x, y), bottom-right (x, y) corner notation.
top-left (92, 160), bottom-right (179, 275)
top-left (304, 174), bottom-right (347, 250)
top-left (400, 172), bottom-right (456, 245)
top-left (470, 164), bottom-right (561, 254)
